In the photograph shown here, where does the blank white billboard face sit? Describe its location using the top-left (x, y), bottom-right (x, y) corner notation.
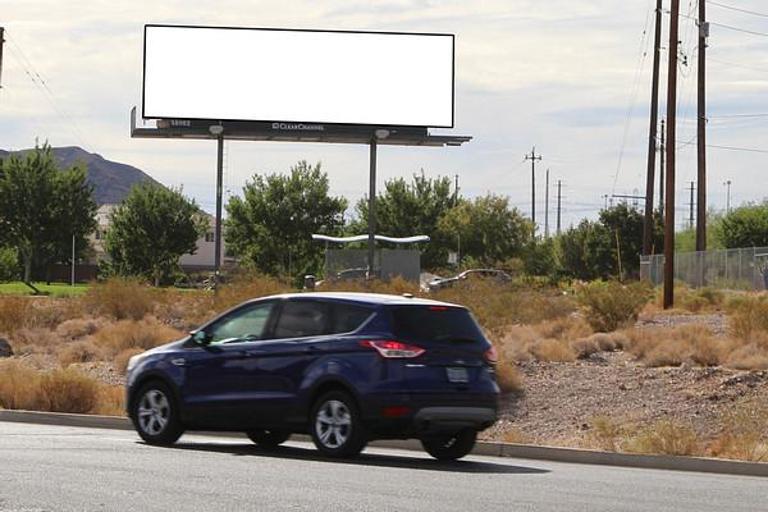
top-left (143, 25), bottom-right (454, 128)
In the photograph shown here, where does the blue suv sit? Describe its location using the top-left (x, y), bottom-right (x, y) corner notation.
top-left (126, 292), bottom-right (499, 460)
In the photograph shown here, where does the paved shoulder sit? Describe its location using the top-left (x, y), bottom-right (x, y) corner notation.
top-left (0, 422), bottom-right (763, 512)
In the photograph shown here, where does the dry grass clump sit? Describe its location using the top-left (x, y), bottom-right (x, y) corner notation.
top-left (727, 294), bottom-right (768, 341)
top-left (10, 327), bottom-right (65, 356)
top-left (586, 416), bottom-right (630, 452)
top-left (501, 427), bottom-right (528, 444)
top-left (57, 339), bottom-right (105, 366)
top-left (624, 325), bottom-right (728, 367)
top-left (83, 278), bottom-right (157, 320)
top-left (576, 281), bottom-right (652, 332)
top-left (709, 404), bottom-right (768, 462)
top-left (680, 287), bottom-right (726, 313)
top-left (114, 347), bottom-right (145, 375)
top-left (214, 274), bottom-right (291, 311)
top-left (0, 296), bottom-right (33, 334)
top-left (495, 316), bottom-right (591, 363)
top-left (725, 341), bottom-right (768, 370)
top-left (92, 385), bottom-right (126, 416)
top-left (494, 348), bottom-right (524, 393)
top-left (0, 359), bottom-right (46, 410)
top-left (321, 276), bottom-right (418, 296)
top-left (625, 419), bottom-right (700, 456)
top-left (55, 317), bottom-right (103, 340)
top-left (0, 359), bottom-right (124, 415)
top-left (92, 317), bottom-right (185, 356)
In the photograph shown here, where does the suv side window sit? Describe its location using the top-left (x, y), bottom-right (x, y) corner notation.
top-left (331, 303), bottom-right (373, 334)
top-left (273, 300), bottom-right (329, 338)
top-left (206, 301), bottom-right (276, 344)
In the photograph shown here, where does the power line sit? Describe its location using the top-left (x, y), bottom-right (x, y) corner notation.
top-left (709, 20), bottom-right (768, 37)
top-left (709, 56), bottom-right (768, 73)
top-left (708, 0), bottom-right (768, 18)
top-left (709, 113), bottom-right (768, 118)
top-left (708, 144), bottom-right (768, 154)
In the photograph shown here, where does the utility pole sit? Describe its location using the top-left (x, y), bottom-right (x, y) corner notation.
top-left (524, 147), bottom-right (542, 232)
top-left (688, 181), bottom-right (696, 229)
top-left (603, 194), bottom-right (609, 210)
top-left (0, 27), bottom-right (5, 89)
top-left (724, 180), bottom-right (732, 212)
top-left (643, 0), bottom-right (664, 256)
top-left (367, 139), bottom-right (378, 279)
top-left (696, 0), bottom-right (709, 251)
top-left (664, 0), bottom-right (681, 309)
top-left (544, 169), bottom-right (550, 238)
top-left (659, 119), bottom-right (666, 216)
top-left (454, 173), bottom-right (459, 203)
top-left (556, 180), bottom-right (562, 236)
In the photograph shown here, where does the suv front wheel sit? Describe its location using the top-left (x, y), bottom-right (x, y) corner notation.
top-left (131, 381), bottom-right (184, 446)
top-left (310, 391), bottom-right (367, 458)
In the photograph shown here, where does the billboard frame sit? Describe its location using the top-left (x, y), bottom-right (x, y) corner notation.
top-left (142, 24), bottom-right (456, 129)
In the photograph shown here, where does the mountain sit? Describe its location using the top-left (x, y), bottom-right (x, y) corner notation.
top-left (0, 146), bottom-right (160, 205)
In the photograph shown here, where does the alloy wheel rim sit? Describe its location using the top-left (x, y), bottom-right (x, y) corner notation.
top-left (315, 399), bottom-right (351, 449)
top-left (137, 389), bottom-right (170, 436)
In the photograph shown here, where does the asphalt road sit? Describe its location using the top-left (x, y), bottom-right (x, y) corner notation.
top-left (0, 422), bottom-right (765, 512)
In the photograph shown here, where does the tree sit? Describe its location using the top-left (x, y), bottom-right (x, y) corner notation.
top-left (0, 144), bottom-right (97, 290)
top-left (105, 183), bottom-right (205, 286)
top-left (225, 161), bottom-right (347, 279)
top-left (437, 195), bottom-right (533, 266)
top-left (717, 202), bottom-right (768, 248)
top-left (351, 172), bottom-right (456, 268)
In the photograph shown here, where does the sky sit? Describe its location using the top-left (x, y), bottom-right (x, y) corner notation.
top-left (1, 0), bottom-right (767, 231)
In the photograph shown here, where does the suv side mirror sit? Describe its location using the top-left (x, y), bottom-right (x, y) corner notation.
top-left (191, 330), bottom-right (211, 346)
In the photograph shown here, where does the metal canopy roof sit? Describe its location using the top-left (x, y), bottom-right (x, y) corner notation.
top-left (129, 107), bottom-right (471, 147)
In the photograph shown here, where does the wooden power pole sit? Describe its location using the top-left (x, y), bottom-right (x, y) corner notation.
top-left (696, 0), bottom-right (709, 251)
top-left (556, 180), bottom-right (562, 236)
top-left (0, 27), bottom-right (5, 89)
top-left (659, 119), bottom-right (665, 216)
top-left (643, 0), bottom-right (663, 256)
top-left (664, 0), bottom-right (681, 309)
top-left (544, 169), bottom-right (550, 238)
top-left (524, 147), bottom-right (542, 233)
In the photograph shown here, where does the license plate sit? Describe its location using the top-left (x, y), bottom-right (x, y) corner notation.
top-left (446, 366), bottom-right (469, 383)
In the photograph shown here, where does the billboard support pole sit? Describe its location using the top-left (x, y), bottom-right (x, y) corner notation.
top-left (367, 139), bottom-right (377, 279)
top-left (212, 125), bottom-right (224, 291)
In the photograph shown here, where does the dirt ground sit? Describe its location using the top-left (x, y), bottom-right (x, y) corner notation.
top-left (484, 312), bottom-right (768, 447)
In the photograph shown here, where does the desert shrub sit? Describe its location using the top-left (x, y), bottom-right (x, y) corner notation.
top-left (57, 339), bottom-right (105, 366)
top-left (114, 347), bottom-right (145, 374)
top-left (587, 416), bottom-right (629, 452)
top-left (725, 343), bottom-right (768, 370)
top-left (535, 316), bottom-right (592, 341)
top-left (589, 331), bottom-right (629, 351)
top-left (727, 294), bottom-right (768, 341)
top-left (84, 277), bottom-right (156, 320)
top-left (709, 404), bottom-right (768, 462)
top-left (0, 297), bottom-right (32, 334)
top-left (626, 419), bottom-right (700, 456)
top-left (576, 280), bottom-right (653, 332)
top-left (10, 327), bottom-right (65, 355)
top-left (0, 360), bottom-right (45, 410)
top-left (501, 428), bottom-right (528, 444)
top-left (321, 276), bottom-right (418, 296)
top-left (55, 318), bottom-right (102, 340)
top-left (531, 338), bottom-right (576, 362)
top-left (214, 274), bottom-right (291, 311)
top-left (93, 385), bottom-right (126, 416)
top-left (570, 336), bottom-right (600, 359)
top-left (38, 368), bottom-right (99, 413)
top-left (92, 317), bottom-right (184, 355)
top-left (495, 349), bottom-right (524, 393)
top-left (681, 287), bottom-right (725, 313)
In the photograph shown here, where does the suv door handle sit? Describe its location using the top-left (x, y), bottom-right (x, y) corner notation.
top-left (171, 358), bottom-right (187, 367)
top-left (304, 345), bottom-right (320, 353)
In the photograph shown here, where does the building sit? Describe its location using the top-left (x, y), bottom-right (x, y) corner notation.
top-left (90, 204), bottom-right (230, 272)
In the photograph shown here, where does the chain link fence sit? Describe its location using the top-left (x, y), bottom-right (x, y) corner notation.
top-left (640, 246), bottom-right (768, 291)
top-left (323, 249), bottom-right (421, 282)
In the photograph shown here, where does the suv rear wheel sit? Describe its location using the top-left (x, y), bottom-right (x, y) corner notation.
top-left (131, 381), bottom-right (184, 446)
top-left (246, 429), bottom-right (291, 448)
top-left (421, 429), bottom-right (477, 461)
top-left (310, 391), bottom-right (367, 458)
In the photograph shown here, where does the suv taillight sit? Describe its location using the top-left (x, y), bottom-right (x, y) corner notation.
top-left (484, 345), bottom-right (499, 365)
top-left (360, 340), bottom-right (425, 359)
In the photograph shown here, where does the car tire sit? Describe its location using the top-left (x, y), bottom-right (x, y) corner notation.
top-left (246, 429), bottom-right (291, 449)
top-left (310, 391), bottom-right (367, 458)
top-left (130, 381), bottom-right (184, 446)
top-left (421, 429), bottom-right (477, 461)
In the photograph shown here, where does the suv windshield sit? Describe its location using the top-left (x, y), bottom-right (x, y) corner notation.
top-left (390, 306), bottom-right (484, 343)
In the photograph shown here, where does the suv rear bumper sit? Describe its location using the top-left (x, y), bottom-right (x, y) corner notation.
top-left (414, 406), bottom-right (496, 427)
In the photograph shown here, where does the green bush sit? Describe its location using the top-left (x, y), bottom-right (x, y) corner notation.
top-left (576, 280), bottom-right (652, 332)
top-left (0, 247), bottom-right (18, 282)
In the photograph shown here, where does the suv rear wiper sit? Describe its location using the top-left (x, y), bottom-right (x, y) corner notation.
top-left (432, 335), bottom-right (479, 343)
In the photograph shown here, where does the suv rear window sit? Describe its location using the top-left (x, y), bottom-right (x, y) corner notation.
top-left (390, 306), bottom-right (484, 343)
top-left (331, 303), bottom-right (373, 334)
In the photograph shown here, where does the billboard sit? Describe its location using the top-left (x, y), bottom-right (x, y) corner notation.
top-left (142, 25), bottom-right (455, 128)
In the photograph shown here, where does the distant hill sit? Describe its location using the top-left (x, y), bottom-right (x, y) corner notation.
top-left (0, 146), bottom-right (160, 205)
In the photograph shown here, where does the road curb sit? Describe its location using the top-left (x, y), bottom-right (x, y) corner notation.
top-left (1, 409), bottom-right (766, 477)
